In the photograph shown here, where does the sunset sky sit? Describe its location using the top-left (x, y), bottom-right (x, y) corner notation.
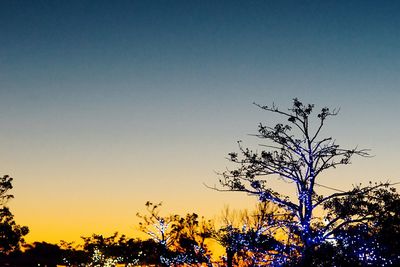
top-left (1, 0), bottom-right (400, 244)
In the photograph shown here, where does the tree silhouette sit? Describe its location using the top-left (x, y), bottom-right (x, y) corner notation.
top-left (171, 213), bottom-right (213, 265)
top-left (216, 99), bottom-right (390, 265)
top-left (58, 240), bottom-right (87, 266)
top-left (18, 242), bottom-right (62, 267)
top-left (137, 201), bottom-right (213, 266)
top-left (212, 203), bottom-right (293, 267)
top-left (137, 201), bottom-right (178, 265)
top-left (63, 232), bottom-right (164, 266)
top-left (0, 175), bottom-right (29, 257)
top-left (310, 185), bottom-right (400, 266)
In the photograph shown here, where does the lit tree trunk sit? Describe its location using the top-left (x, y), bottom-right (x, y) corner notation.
top-left (297, 185), bottom-right (315, 266)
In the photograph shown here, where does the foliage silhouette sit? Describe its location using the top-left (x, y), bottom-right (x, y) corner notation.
top-left (19, 242), bottom-right (62, 267)
top-left (137, 201), bottom-right (213, 266)
top-left (210, 202), bottom-right (297, 266)
top-left (81, 232), bottom-right (161, 266)
top-left (306, 185), bottom-right (400, 266)
top-left (0, 175), bottom-right (29, 258)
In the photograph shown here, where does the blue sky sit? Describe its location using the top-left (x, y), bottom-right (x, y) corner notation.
top-left (1, 0), bottom-right (400, 242)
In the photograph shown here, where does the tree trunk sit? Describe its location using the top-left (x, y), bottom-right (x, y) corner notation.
top-left (226, 248), bottom-right (234, 267)
top-left (298, 243), bottom-right (315, 267)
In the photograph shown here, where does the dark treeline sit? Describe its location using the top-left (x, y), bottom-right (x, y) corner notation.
top-left (1, 192), bottom-right (400, 267)
top-left (1, 99), bottom-right (400, 266)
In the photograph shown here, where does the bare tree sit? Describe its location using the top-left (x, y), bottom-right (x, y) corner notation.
top-left (215, 98), bottom-right (388, 265)
top-left (212, 202), bottom-right (293, 267)
top-left (137, 202), bottom-right (177, 252)
top-left (137, 202), bottom-right (212, 266)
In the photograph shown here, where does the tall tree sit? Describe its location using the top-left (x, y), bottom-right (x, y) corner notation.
top-left (217, 99), bottom-right (388, 265)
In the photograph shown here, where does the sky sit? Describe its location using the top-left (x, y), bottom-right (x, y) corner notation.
top-left (1, 0), bottom-right (400, 244)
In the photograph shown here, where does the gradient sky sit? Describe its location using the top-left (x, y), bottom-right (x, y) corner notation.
top-left (1, 0), bottom-right (400, 244)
